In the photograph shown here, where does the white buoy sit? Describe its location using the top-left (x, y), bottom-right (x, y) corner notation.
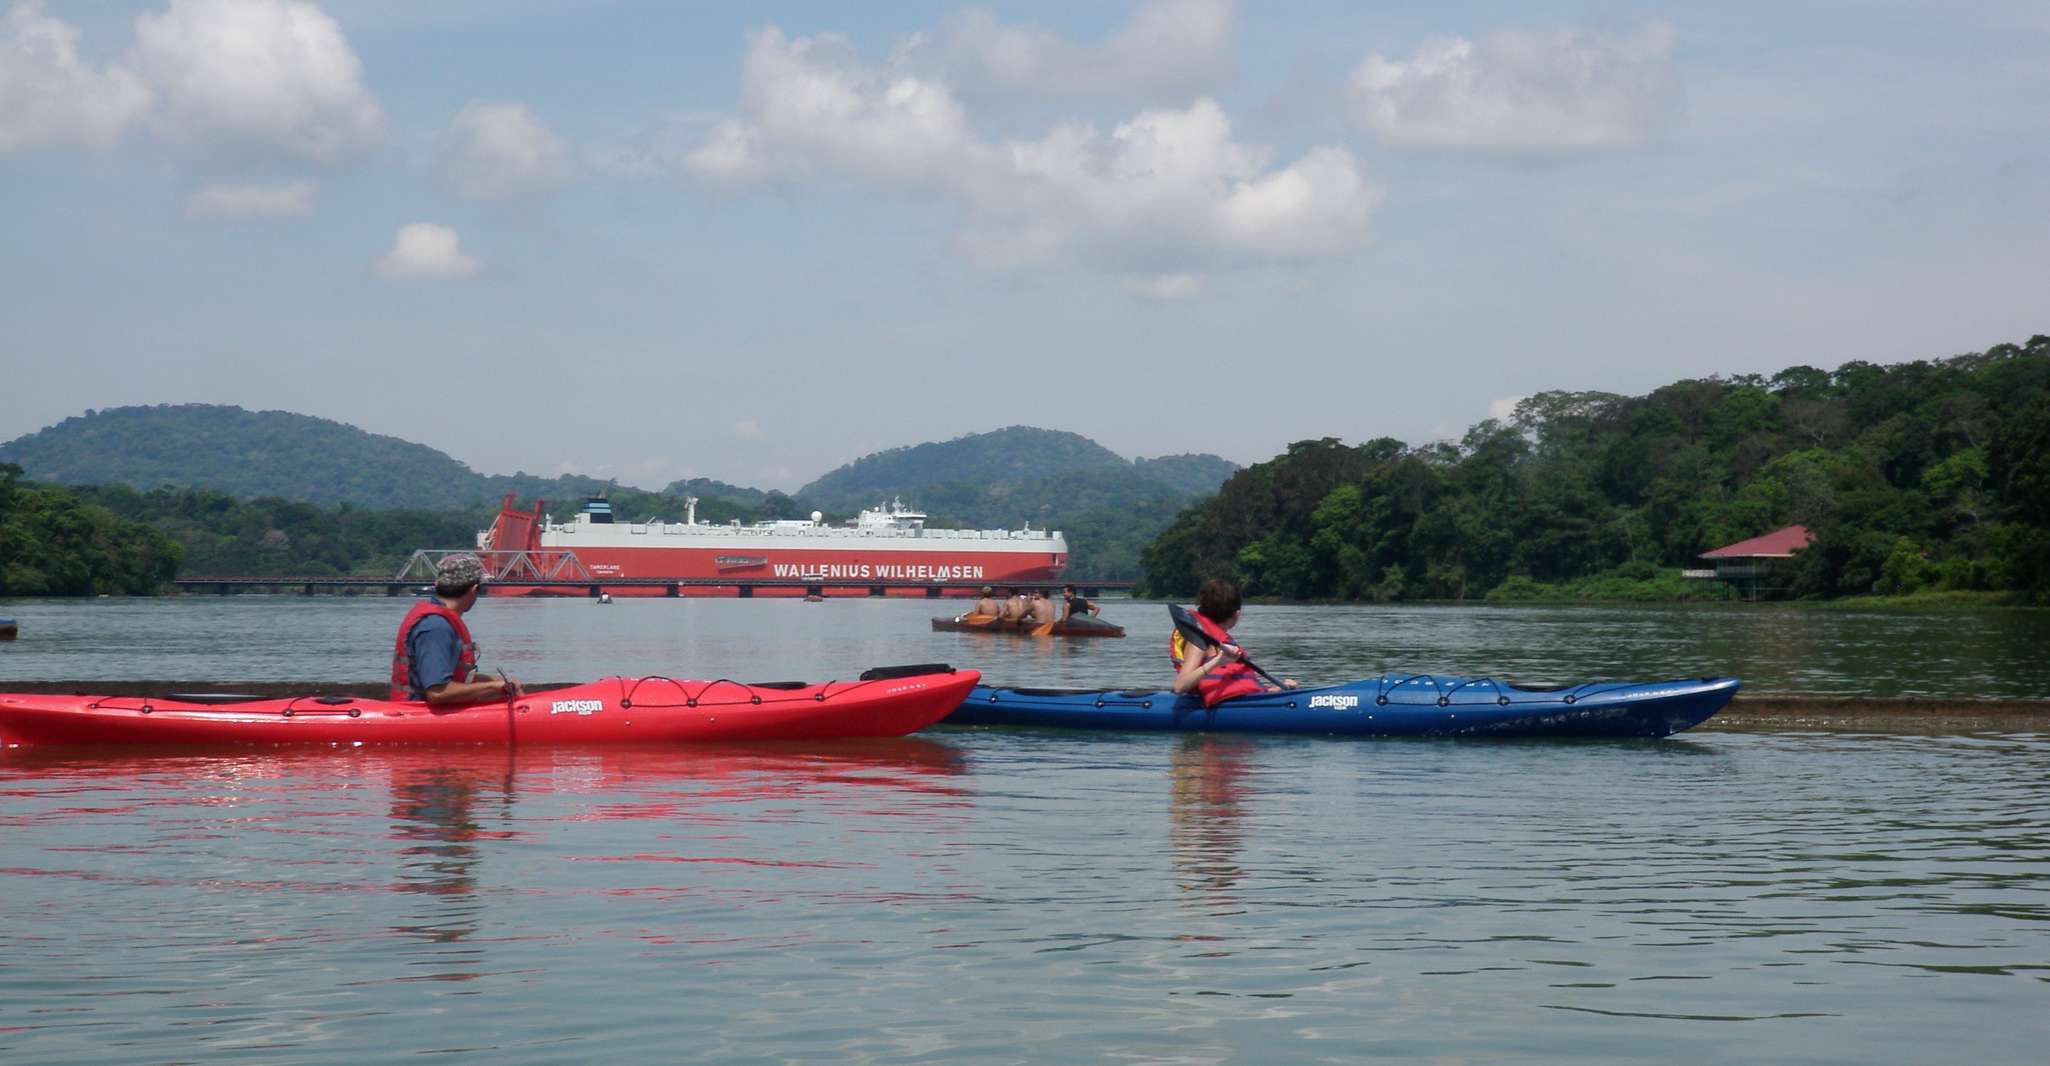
top-left (598, 592), bottom-right (613, 604)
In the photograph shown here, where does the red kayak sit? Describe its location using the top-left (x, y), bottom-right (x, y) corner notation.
top-left (0, 667), bottom-right (977, 748)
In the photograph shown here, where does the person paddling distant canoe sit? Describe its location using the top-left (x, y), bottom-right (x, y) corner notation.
top-left (1001, 588), bottom-right (1029, 623)
top-left (973, 585), bottom-right (1000, 618)
top-left (1061, 584), bottom-right (1099, 622)
top-left (1170, 578), bottom-right (1297, 707)
top-left (391, 553), bottom-right (522, 705)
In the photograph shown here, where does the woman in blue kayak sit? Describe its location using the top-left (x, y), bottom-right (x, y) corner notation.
top-left (1170, 578), bottom-right (1297, 706)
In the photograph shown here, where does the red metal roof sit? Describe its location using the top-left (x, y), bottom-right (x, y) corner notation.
top-left (1701, 524), bottom-right (1814, 559)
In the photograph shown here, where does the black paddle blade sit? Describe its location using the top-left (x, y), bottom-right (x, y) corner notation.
top-left (859, 663), bottom-right (955, 681)
top-left (1166, 603), bottom-right (1285, 688)
top-left (1166, 602), bottom-right (1217, 648)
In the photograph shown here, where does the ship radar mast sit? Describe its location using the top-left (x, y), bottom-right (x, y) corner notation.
top-left (855, 497), bottom-right (927, 531)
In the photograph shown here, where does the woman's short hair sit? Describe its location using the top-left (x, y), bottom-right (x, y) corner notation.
top-left (1195, 578), bottom-right (1241, 624)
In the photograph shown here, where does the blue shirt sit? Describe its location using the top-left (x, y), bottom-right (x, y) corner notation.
top-left (405, 613), bottom-right (461, 700)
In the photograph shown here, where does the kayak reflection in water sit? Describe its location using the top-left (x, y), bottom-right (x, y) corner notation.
top-left (1169, 578), bottom-right (1298, 707)
top-left (387, 761), bottom-right (512, 952)
top-left (1169, 736), bottom-right (1253, 902)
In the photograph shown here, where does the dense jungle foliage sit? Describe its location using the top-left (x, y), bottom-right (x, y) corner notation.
top-left (1140, 336), bottom-right (2050, 603)
top-left (0, 464), bottom-right (182, 595)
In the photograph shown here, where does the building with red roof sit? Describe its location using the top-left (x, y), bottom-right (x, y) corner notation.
top-left (1685, 524), bottom-right (1814, 598)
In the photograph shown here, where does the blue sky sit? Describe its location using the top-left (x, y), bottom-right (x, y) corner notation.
top-left (3, 1), bottom-right (2045, 491)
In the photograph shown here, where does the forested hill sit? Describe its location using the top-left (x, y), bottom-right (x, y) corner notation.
top-left (1140, 335), bottom-right (2050, 602)
top-left (798, 426), bottom-right (1236, 511)
top-left (0, 405), bottom-right (772, 511)
top-left (795, 427), bottom-right (1239, 579)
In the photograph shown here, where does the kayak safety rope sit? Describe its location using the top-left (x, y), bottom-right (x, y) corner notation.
top-left (1374, 675), bottom-right (1630, 707)
top-left (85, 695), bottom-right (366, 718)
top-left (612, 675), bottom-right (913, 709)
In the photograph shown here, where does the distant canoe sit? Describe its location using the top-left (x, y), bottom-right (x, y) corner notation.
top-left (931, 613), bottom-right (1125, 638)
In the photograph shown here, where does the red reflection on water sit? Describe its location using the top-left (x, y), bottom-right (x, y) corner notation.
top-left (0, 739), bottom-right (970, 904)
top-left (1169, 736), bottom-right (1254, 904)
top-left (568, 853), bottom-right (874, 868)
top-left (0, 738), bottom-right (967, 795)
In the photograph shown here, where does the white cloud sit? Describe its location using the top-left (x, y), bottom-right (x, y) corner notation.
top-left (131, 0), bottom-right (383, 162)
top-left (690, 28), bottom-right (1377, 276)
top-left (588, 109), bottom-right (725, 178)
top-left (450, 100), bottom-right (568, 198)
top-left (733, 419), bottom-right (765, 440)
top-left (185, 179), bottom-right (315, 218)
top-left (1488, 395), bottom-right (1523, 421)
top-left (1347, 22), bottom-right (1677, 153)
top-left (0, 1), bottom-right (151, 153)
top-left (377, 223), bottom-right (478, 280)
top-left (939, 0), bottom-right (1234, 98)
top-left (1123, 273), bottom-right (1202, 301)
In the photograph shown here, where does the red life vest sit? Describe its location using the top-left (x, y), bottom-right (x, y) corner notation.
top-left (390, 601), bottom-right (479, 701)
top-left (1169, 611), bottom-right (1264, 708)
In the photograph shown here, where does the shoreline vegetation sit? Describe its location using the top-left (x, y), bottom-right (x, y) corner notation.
top-left (1140, 335), bottom-right (2050, 606)
top-left (1236, 589), bottom-right (2043, 610)
top-left (4, 335), bottom-right (2047, 605)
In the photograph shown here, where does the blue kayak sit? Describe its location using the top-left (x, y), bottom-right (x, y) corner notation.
top-left (947, 674), bottom-right (1739, 738)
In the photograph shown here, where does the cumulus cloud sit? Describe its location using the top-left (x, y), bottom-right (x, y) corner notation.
top-left (1347, 22), bottom-right (1677, 153)
top-left (1488, 395), bottom-right (1523, 421)
top-left (0, 1), bottom-right (151, 153)
top-left (733, 419), bottom-right (765, 440)
top-left (377, 223), bottom-right (478, 280)
top-left (185, 179), bottom-right (315, 218)
top-left (689, 28), bottom-right (1377, 276)
top-left (1123, 273), bottom-right (1202, 301)
top-left (938, 0), bottom-right (1234, 98)
top-left (131, 0), bottom-right (383, 162)
top-left (450, 100), bottom-right (568, 197)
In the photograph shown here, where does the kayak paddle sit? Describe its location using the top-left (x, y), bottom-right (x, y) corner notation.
top-left (1167, 603), bottom-right (1287, 688)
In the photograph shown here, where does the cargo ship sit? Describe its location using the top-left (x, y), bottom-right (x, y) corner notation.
top-left (476, 494), bottom-right (1067, 597)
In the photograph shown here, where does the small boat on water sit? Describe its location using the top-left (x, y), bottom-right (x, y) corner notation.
top-left (0, 666), bottom-right (977, 748)
top-left (0, 618), bottom-right (15, 641)
top-left (931, 613), bottom-right (1125, 638)
top-left (946, 674), bottom-right (1737, 738)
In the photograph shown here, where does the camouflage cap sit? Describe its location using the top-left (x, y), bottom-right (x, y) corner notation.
top-left (435, 553), bottom-right (486, 591)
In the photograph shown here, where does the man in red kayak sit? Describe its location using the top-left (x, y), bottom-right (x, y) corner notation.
top-left (391, 553), bottom-right (522, 705)
top-left (1170, 578), bottom-right (1297, 707)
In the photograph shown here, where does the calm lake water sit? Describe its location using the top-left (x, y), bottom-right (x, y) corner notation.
top-left (2, 594), bottom-right (2048, 696)
top-left (2, 598), bottom-right (2046, 1062)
